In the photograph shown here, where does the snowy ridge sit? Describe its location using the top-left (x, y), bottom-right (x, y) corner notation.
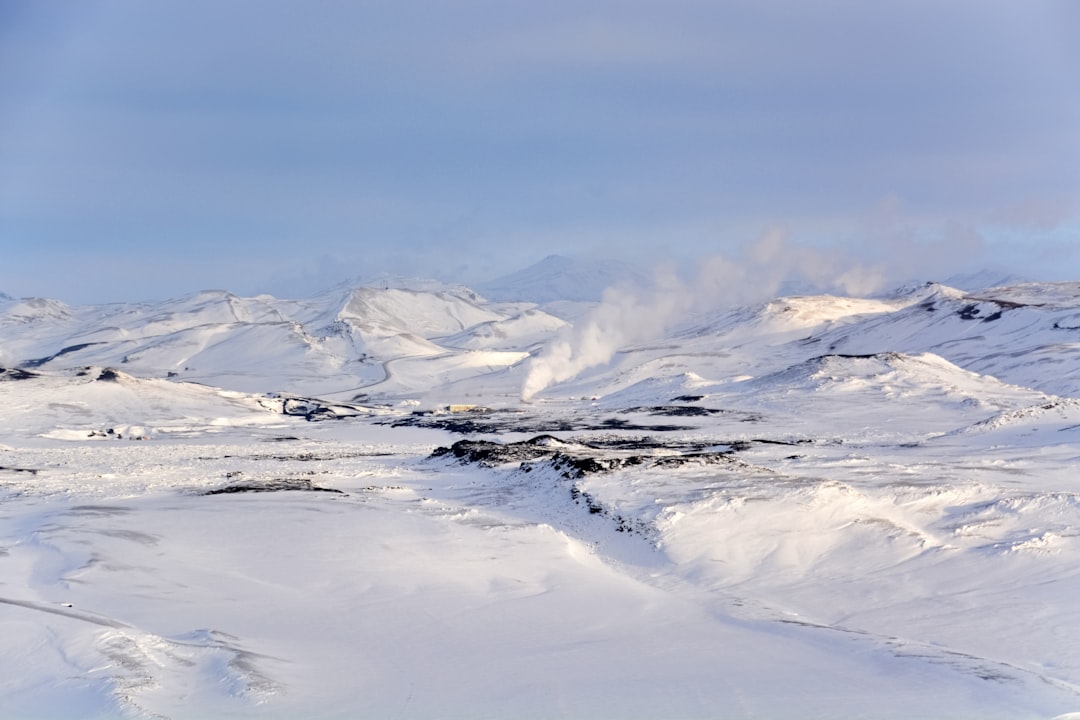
top-left (954, 396), bottom-right (1080, 435)
top-left (745, 351), bottom-right (1045, 405)
top-left (0, 366), bottom-right (285, 442)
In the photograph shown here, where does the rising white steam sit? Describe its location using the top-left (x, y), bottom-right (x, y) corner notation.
top-left (520, 267), bottom-right (689, 401)
top-left (693, 228), bottom-right (886, 307)
top-left (520, 230), bottom-right (885, 401)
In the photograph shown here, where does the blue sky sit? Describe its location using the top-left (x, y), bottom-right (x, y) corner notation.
top-left (1, 1), bottom-right (1078, 303)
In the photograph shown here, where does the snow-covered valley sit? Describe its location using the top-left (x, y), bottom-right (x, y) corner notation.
top-left (2, 276), bottom-right (1080, 719)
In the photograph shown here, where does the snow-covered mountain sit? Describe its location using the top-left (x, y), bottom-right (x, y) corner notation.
top-left (943, 269), bottom-right (1030, 291)
top-left (2, 273), bottom-right (1080, 719)
top-left (0, 285), bottom-right (567, 399)
top-left (476, 253), bottom-right (650, 303)
top-left (6, 277), bottom-right (1079, 403)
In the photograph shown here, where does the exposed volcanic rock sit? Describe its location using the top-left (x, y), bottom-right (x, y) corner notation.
top-left (0, 367), bottom-right (38, 381)
top-left (431, 434), bottom-right (749, 478)
top-left (202, 478), bottom-right (344, 495)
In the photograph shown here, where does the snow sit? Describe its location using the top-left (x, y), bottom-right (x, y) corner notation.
top-left (2, 277), bottom-right (1080, 718)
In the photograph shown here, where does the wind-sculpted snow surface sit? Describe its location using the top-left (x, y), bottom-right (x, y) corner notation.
top-left (1, 278), bottom-right (1080, 718)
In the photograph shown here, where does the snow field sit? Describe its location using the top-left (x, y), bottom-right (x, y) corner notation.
top-left (3, 278), bottom-right (1080, 717)
top-left (4, 429), bottom-right (1076, 718)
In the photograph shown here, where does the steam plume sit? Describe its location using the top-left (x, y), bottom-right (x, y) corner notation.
top-left (520, 230), bottom-right (885, 401)
top-left (521, 267), bottom-right (689, 401)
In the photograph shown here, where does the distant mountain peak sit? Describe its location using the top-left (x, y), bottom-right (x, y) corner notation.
top-left (333, 272), bottom-right (469, 294)
top-left (476, 254), bottom-right (649, 303)
top-left (942, 270), bottom-right (1030, 292)
top-left (888, 280), bottom-right (966, 303)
